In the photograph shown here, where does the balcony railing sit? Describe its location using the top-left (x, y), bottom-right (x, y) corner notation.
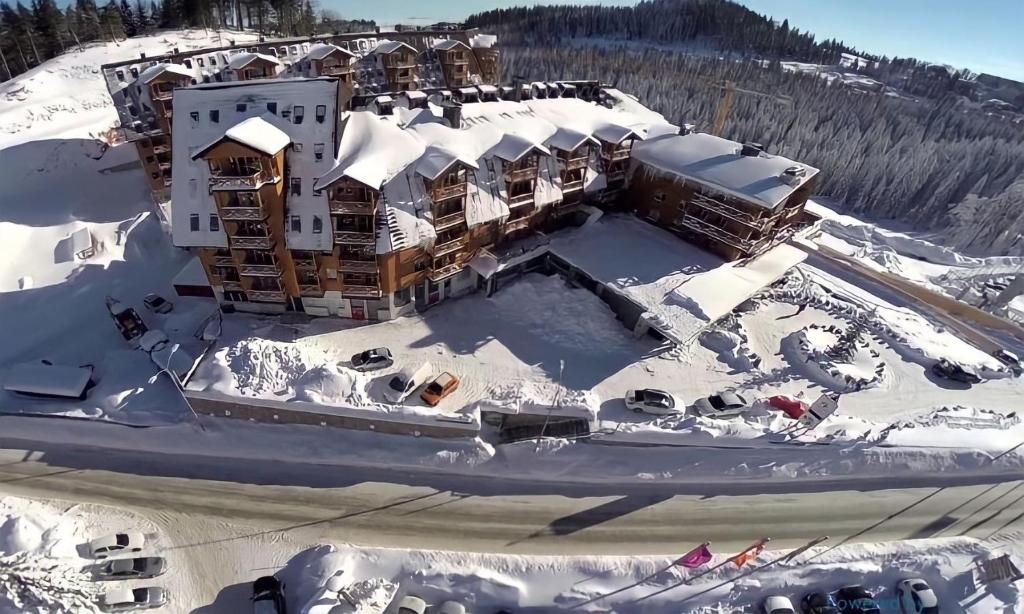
top-left (209, 169), bottom-right (277, 191)
top-left (504, 167), bottom-right (537, 183)
top-left (504, 217), bottom-right (531, 232)
top-left (219, 205), bottom-right (266, 221)
top-left (293, 258), bottom-right (317, 270)
top-left (338, 259), bottom-right (378, 273)
top-left (320, 64), bottom-right (352, 76)
top-left (230, 235), bottom-right (273, 250)
top-left (431, 183), bottom-right (467, 202)
top-left (152, 89), bottom-right (173, 101)
top-left (431, 211), bottom-right (464, 229)
top-left (675, 213), bottom-right (769, 253)
top-left (602, 148), bottom-right (631, 161)
top-left (299, 283), bottom-right (323, 296)
top-left (690, 192), bottom-right (771, 228)
top-left (428, 262), bottom-right (463, 281)
top-left (561, 156), bottom-right (588, 170)
top-left (152, 144), bottom-right (170, 154)
top-left (392, 73), bottom-right (416, 83)
top-left (334, 230), bottom-right (375, 245)
top-left (342, 285), bottom-right (382, 298)
top-left (509, 192), bottom-right (534, 206)
top-left (433, 235), bottom-right (466, 257)
top-left (562, 179), bottom-right (584, 193)
top-left (238, 263), bottom-right (280, 277)
top-left (213, 255), bottom-right (234, 266)
top-left (158, 162), bottom-right (171, 171)
top-left (222, 279), bottom-right (244, 291)
top-left (247, 289), bottom-right (287, 302)
top-left (605, 168), bottom-right (626, 181)
top-left (329, 201), bottom-right (375, 215)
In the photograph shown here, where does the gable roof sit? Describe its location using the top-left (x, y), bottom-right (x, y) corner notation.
top-left (192, 114), bottom-right (292, 160)
top-left (227, 52), bottom-right (282, 70)
top-left (371, 40), bottom-right (417, 55)
top-left (433, 39), bottom-right (470, 51)
top-left (314, 112), bottom-right (425, 191)
top-left (138, 63), bottom-right (192, 84)
top-left (304, 43), bottom-right (357, 62)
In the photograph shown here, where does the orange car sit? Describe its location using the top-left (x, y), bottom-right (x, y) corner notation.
top-left (420, 372), bottom-right (460, 407)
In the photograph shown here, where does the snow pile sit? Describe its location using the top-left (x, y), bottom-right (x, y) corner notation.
top-left (477, 380), bottom-right (600, 420)
top-left (820, 218), bottom-right (1016, 267)
top-left (222, 338), bottom-right (325, 396)
top-left (785, 323), bottom-right (886, 392)
top-left (280, 544), bottom-right (398, 614)
top-left (699, 317), bottom-right (761, 372)
top-left (292, 365), bottom-right (371, 407)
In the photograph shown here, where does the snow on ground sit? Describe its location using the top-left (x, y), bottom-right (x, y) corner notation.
top-left (2, 494), bottom-right (1022, 613)
top-left (0, 29), bottom-right (259, 149)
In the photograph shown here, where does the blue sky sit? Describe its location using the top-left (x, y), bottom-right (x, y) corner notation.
top-left (324, 0), bottom-right (1023, 80)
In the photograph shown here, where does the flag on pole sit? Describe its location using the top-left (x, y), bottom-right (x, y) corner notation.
top-left (730, 538), bottom-right (770, 568)
top-left (674, 543), bottom-right (713, 569)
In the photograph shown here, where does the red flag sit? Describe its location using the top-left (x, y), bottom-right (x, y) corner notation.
top-left (730, 538), bottom-right (769, 568)
top-left (674, 543), bottom-right (713, 569)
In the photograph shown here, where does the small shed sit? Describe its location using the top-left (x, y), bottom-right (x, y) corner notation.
top-left (71, 227), bottom-right (95, 260)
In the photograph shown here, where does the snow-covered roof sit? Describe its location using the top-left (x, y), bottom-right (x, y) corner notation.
top-left (138, 62), bottom-right (192, 84)
top-left (303, 42), bottom-right (356, 62)
top-left (546, 127), bottom-right (598, 152)
top-left (489, 133), bottom-right (550, 162)
top-left (469, 33), bottom-right (497, 48)
top-left (371, 40), bottom-right (417, 55)
top-left (227, 52), bottom-right (281, 70)
top-left (192, 114), bottom-right (292, 159)
top-left (315, 112), bottom-right (425, 191)
top-left (415, 145), bottom-right (479, 180)
top-left (433, 39), bottom-right (469, 51)
top-left (3, 362), bottom-right (93, 397)
top-left (631, 132), bottom-right (820, 209)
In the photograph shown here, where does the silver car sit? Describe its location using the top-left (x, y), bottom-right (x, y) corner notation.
top-left (98, 587), bottom-right (167, 612)
top-left (96, 556), bottom-right (166, 581)
top-left (691, 391), bottom-right (750, 418)
top-left (88, 531), bottom-right (145, 559)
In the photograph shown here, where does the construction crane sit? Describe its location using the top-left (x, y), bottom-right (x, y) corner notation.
top-left (706, 80), bottom-right (794, 137)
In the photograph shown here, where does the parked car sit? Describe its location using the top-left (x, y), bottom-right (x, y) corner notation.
top-left (800, 592), bottom-right (839, 614)
top-left (89, 531), bottom-right (145, 559)
top-left (763, 595), bottom-right (796, 614)
top-left (143, 293), bottom-right (173, 314)
top-left (831, 586), bottom-right (881, 614)
top-left (384, 362), bottom-right (432, 404)
top-left (98, 587), bottom-right (167, 612)
top-left (436, 601), bottom-right (467, 614)
top-left (421, 372), bottom-right (461, 406)
top-left (97, 556), bottom-right (166, 580)
top-left (767, 394), bottom-right (808, 420)
top-left (992, 349), bottom-right (1023, 376)
top-left (624, 389), bottom-right (680, 415)
top-left (351, 347), bottom-right (394, 372)
top-left (397, 595), bottom-right (428, 614)
top-left (691, 391), bottom-right (751, 418)
top-left (896, 578), bottom-right (938, 614)
top-left (931, 358), bottom-right (982, 384)
top-left (252, 575), bottom-right (286, 614)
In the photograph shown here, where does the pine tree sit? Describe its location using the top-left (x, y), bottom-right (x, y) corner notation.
top-left (133, 0), bottom-right (148, 32)
top-left (118, 0), bottom-right (134, 35)
top-left (100, 0), bottom-right (123, 40)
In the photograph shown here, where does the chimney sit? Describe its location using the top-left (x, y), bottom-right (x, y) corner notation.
top-left (678, 123), bottom-right (696, 136)
top-left (140, 52), bottom-right (146, 60)
top-left (740, 142), bottom-right (763, 157)
top-left (512, 74), bottom-right (524, 102)
top-left (442, 102), bottom-right (462, 129)
top-left (173, 47), bottom-right (179, 55)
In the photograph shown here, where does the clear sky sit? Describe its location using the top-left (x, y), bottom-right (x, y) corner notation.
top-left (324, 0), bottom-right (1023, 81)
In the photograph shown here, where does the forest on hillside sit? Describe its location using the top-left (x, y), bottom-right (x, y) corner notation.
top-left (475, 1), bottom-right (1024, 256)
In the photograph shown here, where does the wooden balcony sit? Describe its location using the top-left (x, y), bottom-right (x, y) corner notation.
top-left (320, 64), bottom-right (353, 77)
top-left (433, 235), bottom-right (466, 257)
top-left (152, 144), bottom-right (170, 154)
top-left (152, 89), bottom-right (173, 101)
top-left (602, 148), bottom-right (631, 162)
top-left (299, 284), bottom-right (323, 296)
top-left (342, 285), bottom-right (382, 298)
top-left (392, 72), bottom-right (416, 83)
top-left (238, 262), bottom-right (280, 277)
top-left (334, 230), bottom-right (375, 245)
top-left (675, 213), bottom-right (768, 253)
top-left (329, 201), bottom-right (375, 215)
top-left (209, 169), bottom-right (277, 191)
top-left (293, 258), bottom-right (318, 271)
top-left (428, 262), bottom-right (463, 281)
top-left (157, 161), bottom-right (171, 171)
top-left (213, 255), bottom-right (235, 266)
top-left (504, 167), bottom-right (537, 183)
top-left (605, 168), bottom-right (626, 181)
top-left (247, 289), bottom-right (287, 302)
top-left (222, 279), bottom-right (244, 291)
top-left (562, 179), bottom-right (584, 193)
top-left (508, 192), bottom-right (535, 207)
top-left (690, 192), bottom-right (771, 229)
top-left (219, 205), bottom-right (266, 221)
top-left (338, 260), bottom-right (378, 273)
top-left (431, 210), bottom-right (464, 230)
top-left (504, 217), bottom-right (531, 232)
top-left (431, 183), bottom-right (467, 202)
top-left (229, 235), bottom-right (273, 250)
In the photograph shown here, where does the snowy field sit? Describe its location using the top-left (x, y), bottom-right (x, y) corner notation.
top-left (2, 494), bottom-right (1022, 613)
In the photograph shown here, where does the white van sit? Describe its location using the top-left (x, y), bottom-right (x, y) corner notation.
top-left (384, 362), bottom-right (432, 404)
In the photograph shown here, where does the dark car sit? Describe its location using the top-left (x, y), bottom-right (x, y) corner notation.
top-left (801, 592), bottom-right (840, 614)
top-left (931, 358), bottom-right (982, 384)
top-left (831, 586), bottom-right (881, 614)
top-left (992, 349), bottom-right (1022, 376)
top-left (350, 347), bottom-right (394, 372)
top-left (253, 576), bottom-right (286, 614)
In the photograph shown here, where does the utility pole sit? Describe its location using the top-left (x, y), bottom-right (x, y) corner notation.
top-left (534, 359), bottom-right (564, 452)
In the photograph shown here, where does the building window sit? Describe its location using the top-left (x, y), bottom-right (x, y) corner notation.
top-left (209, 56), bottom-right (217, 66)
top-left (130, 67), bottom-right (138, 79)
top-left (202, 75), bottom-right (210, 84)
top-left (325, 268), bottom-right (338, 280)
top-left (115, 69), bottom-right (124, 81)
top-left (209, 214), bottom-right (219, 231)
top-left (189, 214), bottom-right (200, 231)
top-left (414, 258), bottom-right (427, 272)
top-left (189, 111), bottom-right (199, 124)
top-left (183, 59), bottom-right (192, 68)
top-left (290, 178), bottom-right (301, 196)
top-left (315, 104), bottom-right (326, 123)
top-left (395, 287), bottom-right (411, 306)
top-left (293, 143), bottom-right (303, 152)
top-left (236, 103), bottom-right (246, 112)
top-left (197, 57), bottom-right (204, 67)
top-left (266, 102), bottom-right (277, 114)
top-left (209, 109), bottom-right (219, 123)
top-left (314, 143), bottom-right (324, 161)
top-left (281, 109), bottom-right (291, 119)
top-left (312, 215), bottom-right (322, 233)
top-left (290, 215), bottom-right (301, 232)
top-left (214, 73), bottom-right (223, 82)
top-left (293, 105), bottom-right (304, 124)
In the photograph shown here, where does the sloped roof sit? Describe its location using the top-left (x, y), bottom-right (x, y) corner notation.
top-left (546, 127), bottom-right (598, 152)
top-left (372, 40), bottom-right (417, 55)
top-left (227, 52), bottom-right (282, 70)
top-left (315, 112), bottom-right (425, 190)
top-left (415, 145), bottom-right (480, 180)
top-left (192, 114), bottom-right (292, 159)
top-left (138, 63), bottom-right (192, 84)
top-left (304, 43), bottom-right (356, 62)
top-left (489, 133), bottom-right (551, 162)
top-left (433, 39), bottom-right (470, 51)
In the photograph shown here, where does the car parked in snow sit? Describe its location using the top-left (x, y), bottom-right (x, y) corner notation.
top-left (351, 347), bottom-right (394, 372)
top-left (143, 293), bottom-right (173, 314)
top-left (762, 595), bottom-right (796, 614)
top-left (896, 578), bottom-right (938, 614)
top-left (397, 595), bottom-right (428, 614)
top-left (384, 362), bottom-right (432, 404)
top-left (89, 531), bottom-right (145, 559)
top-left (252, 575), bottom-right (286, 614)
top-left (691, 391), bottom-right (751, 418)
top-left (98, 587), bottom-right (167, 612)
top-left (831, 586), bottom-right (881, 614)
top-left (931, 358), bottom-right (982, 384)
top-left (624, 389), bottom-right (680, 415)
top-left (992, 349), bottom-right (1022, 376)
top-left (800, 592), bottom-right (839, 614)
top-left (421, 372), bottom-right (460, 407)
top-left (96, 556), bottom-right (166, 580)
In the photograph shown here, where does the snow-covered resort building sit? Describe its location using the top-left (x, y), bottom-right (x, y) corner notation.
top-left (161, 71), bottom-right (819, 320)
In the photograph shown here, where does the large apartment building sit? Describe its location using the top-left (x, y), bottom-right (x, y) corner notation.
top-left (101, 28), bottom-right (501, 201)
top-left (167, 78), bottom-right (818, 320)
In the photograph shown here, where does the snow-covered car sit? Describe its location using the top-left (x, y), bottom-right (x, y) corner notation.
top-left (436, 601), bottom-right (467, 614)
top-left (98, 587), bottom-right (167, 612)
top-left (624, 388), bottom-right (680, 415)
top-left (831, 586), bottom-right (880, 614)
top-left (384, 362), bottom-right (432, 404)
top-left (96, 556), bottom-right (166, 580)
top-left (992, 349), bottom-right (1022, 376)
top-left (252, 575), bottom-right (286, 614)
top-left (397, 595), bottom-right (428, 614)
top-left (895, 578), bottom-right (938, 614)
top-left (763, 595), bottom-right (796, 614)
top-left (143, 293), bottom-right (173, 314)
top-left (800, 592), bottom-right (839, 614)
top-left (89, 531), bottom-right (145, 559)
top-left (351, 347), bottom-right (394, 372)
top-left (930, 358), bottom-right (982, 384)
top-left (138, 330), bottom-right (170, 353)
top-left (691, 391), bottom-right (750, 418)
top-left (421, 372), bottom-right (460, 407)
